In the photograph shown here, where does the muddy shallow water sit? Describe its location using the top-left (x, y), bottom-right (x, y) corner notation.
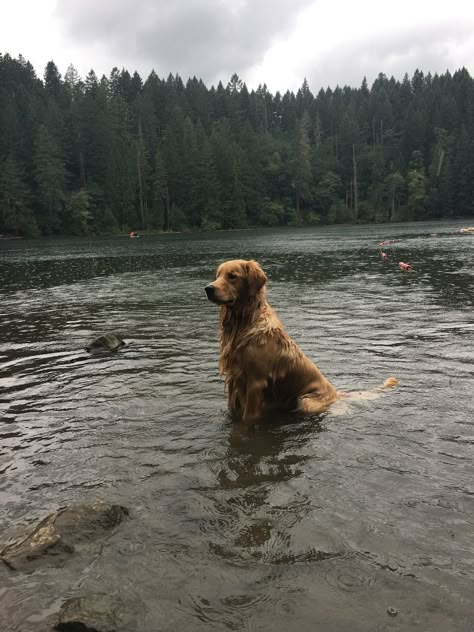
top-left (1, 221), bottom-right (473, 631)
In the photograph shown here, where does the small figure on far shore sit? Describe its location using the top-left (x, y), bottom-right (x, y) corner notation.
top-left (129, 230), bottom-right (139, 238)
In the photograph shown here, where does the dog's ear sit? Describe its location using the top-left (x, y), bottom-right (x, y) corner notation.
top-left (246, 260), bottom-right (267, 295)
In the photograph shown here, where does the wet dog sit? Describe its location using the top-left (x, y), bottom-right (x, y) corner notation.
top-left (205, 259), bottom-right (398, 426)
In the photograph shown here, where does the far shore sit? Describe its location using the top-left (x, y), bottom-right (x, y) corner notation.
top-left (1, 217), bottom-right (473, 241)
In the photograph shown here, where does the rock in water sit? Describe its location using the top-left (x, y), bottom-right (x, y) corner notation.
top-left (53, 592), bottom-right (145, 632)
top-left (0, 501), bottom-right (129, 571)
top-left (53, 501), bottom-right (128, 544)
top-left (85, 333), bottom-right (125, 353)
top-left (55, 594), bottom-right (130, 632)
top-left (1, 513), bottom-right (74, 570)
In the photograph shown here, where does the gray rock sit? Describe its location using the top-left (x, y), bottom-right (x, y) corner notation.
top-left (1, 501), bottom-right (128, 571)
top-left (85, 334), bottom-right (126, 353)
top-left (54, 593), bottom-right (136, 632)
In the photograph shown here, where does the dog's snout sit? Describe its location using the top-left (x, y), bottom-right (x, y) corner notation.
top-left (205, 284), bottom-right (215, 298)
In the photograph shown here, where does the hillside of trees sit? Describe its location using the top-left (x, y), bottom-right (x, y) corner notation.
top-left (1, 53), bottom-right (473, 237)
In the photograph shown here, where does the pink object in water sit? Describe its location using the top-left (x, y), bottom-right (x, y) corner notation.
top-left (398, 262), bottom-right (413, 271)
top-left (379, 239), bottom-right (401, 246)
top-left (381, 252), bottom-right (388, 261)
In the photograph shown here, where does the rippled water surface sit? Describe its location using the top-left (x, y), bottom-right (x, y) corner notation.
top-left (1, 222), bottom-right (473, 631)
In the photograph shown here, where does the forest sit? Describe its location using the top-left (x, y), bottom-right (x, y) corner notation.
top-left (0, 53), bottom-right (473, 237)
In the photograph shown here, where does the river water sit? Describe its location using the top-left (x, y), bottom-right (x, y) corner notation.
top-left (0, 221), bottom-right (473, 631)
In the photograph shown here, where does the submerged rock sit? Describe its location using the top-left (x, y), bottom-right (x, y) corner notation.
top-left (54, 593), bottom-right (136, 632)
top-left (0, 501), bottom-right (128, 571)
top-left (85, 333), bottom-right (126, 353)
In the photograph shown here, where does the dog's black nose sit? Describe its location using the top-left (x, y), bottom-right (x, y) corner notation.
top-left (205, 284), bottom-right (215, 298)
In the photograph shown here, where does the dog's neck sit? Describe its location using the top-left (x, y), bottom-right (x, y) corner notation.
top-left (218, 288), bottom-right (268, 375)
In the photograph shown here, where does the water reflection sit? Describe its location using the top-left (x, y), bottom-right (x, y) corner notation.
top-left (200, 414), bottom-right (352, 575)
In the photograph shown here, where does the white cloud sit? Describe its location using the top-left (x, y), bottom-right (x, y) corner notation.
top-left (249, 0), bottom-right (474, 91)
top-left (1, 0), bottom-right (473, 90)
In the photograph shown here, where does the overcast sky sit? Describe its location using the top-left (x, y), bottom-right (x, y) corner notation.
top-left (1, 0), bottom-right (473, 92)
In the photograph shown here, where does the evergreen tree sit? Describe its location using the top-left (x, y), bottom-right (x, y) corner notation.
top-left (292, 110), bottom-right (313, 220)
top-left (65, 189), bottom-right (92, 235)
top-left (34, 124), bottom-right (68, 233)
top-left (407, 151), bottom-right (427, 219)
top-left (0, 156), bottom-right (39, 236)
top-left (151, 145), bottom-right (168, 230)
top-left (384, 172), bottom-right (406, 221)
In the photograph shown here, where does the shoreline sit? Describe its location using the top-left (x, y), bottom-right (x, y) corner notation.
top-left (1, 216), bottom-right (473, 241)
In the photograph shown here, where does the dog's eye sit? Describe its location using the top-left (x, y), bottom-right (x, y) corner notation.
top-left (228, 272), bottom-right (237, 280)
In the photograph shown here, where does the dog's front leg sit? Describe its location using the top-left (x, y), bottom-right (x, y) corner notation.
top-left (242, 380), bottom-right (266, 426)
top-left (227, 376), bottom-right (246, 415)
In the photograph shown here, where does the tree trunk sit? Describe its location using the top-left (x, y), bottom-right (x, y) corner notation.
top-left (137, 119), bottom-right (145, 229)
top-left (165, 186), bottom-right (170, 231)
top-left (352, 144), bottom-right (358, 221)
top-left (436, 148), bottom-right (445, 177)
top-left (78, 132), bottom-right (86, 188)
top-left (315, 111), bottom-right (321, 148)
top-left (79, 151), bottom-right (86, 188)
top-left (263, 95), bottom-right (268, 134)
top-left (137, 143), bottom-right (145, 229)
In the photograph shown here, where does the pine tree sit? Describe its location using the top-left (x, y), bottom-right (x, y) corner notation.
top-left (407, 151), bottom-right (427, 219)
top-left (0, 156), bottom-right (39, 236)
top-left (384, 172), bottom-right (406, 221)
top-left (151, 145), bottom-right (168, 230)
top-left (292, 110), bottom-right (313, 219)
top-left (34, 124), bottom-right (68, 233)
top-left (224, 159), bottom-right (247, 228)
top-left (66, 189), bottom-right (92, 235)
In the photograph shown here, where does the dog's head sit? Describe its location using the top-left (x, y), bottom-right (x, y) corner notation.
top-left (205, 259), bottom-right (267, 306)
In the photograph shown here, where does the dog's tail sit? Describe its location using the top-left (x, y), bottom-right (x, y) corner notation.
top-left (338, 376), bottom-right (399, 402)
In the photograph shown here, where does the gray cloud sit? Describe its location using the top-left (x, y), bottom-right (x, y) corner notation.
top-left (303, 20), bottom-right (474, 91)
top-left (56, 0), bottom-right (313, 83)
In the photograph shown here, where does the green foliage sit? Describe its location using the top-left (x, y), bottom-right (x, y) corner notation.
top-left (0, 53), bottom-right (473, 239)
top-left (258, 199), bottom-right (286, 226)
top-left (384, 171), bottom-right (406, 221)
top-left (0, 156), bottom-right (39, 237)
top-left (313, 171), bottom-right (342, 217)
top-left (34, 124), bottom-right (68, 233)
top-left (66, 189), bottom-right (92, 235)
top-left (327, 201), bottom-right (354, 224)
top-left (407, 151), bottom-right (427, 218)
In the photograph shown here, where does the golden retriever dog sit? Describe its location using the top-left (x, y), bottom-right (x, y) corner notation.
top-left (205, 259), bottom-right (398, 426)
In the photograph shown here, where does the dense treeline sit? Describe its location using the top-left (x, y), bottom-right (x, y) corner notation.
top-left (1, 53), bottom-right (473, 237)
